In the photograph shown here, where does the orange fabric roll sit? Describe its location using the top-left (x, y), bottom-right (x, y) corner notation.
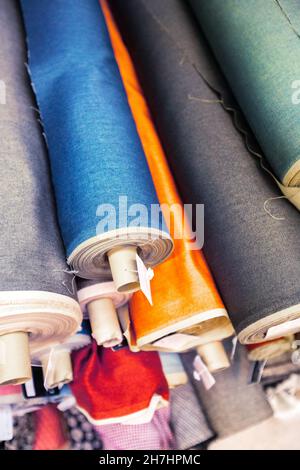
top-left (101, 0), bottom-right (234, 350)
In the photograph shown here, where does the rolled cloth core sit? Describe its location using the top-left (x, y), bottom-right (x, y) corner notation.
top-left (41, 349), bottom-right (73, 390)
top-left (102, 0), bottom-right (234, 350)
top-left (108, 246), bottom-right (139, 293)
top-left (20, 0), bottom-right (173, 283)
top-left (0, 332), bottom-right (31, 385)
top-left (77, 279), bottom-right (131, 347)
top-left (197, 341), bottom-right (230, 373)
top-left (88, 298), bottom-right (123, 347)
top-left (109, 0), bottom-right (300, 344)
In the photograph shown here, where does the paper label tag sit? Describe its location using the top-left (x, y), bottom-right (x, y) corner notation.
top-left (193, 355), bottom-right (216, 390)
top-left (136, 253), bottom-right (154, 305)
top-left (230, 336), bottom-right (238, 361)
top-left (0, 406), bottom-right (13, 441)
top-left (154, 333), bottom-right (199, 350)
top-left (265, 318), bottom-right (300, 340)
top-left (24, 378), bottom-right (36, 398)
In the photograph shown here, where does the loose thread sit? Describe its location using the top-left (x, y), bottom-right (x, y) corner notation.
top-left (263, 196), bottom-right (286, 221)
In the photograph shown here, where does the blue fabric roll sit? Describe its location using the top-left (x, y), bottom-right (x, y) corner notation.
top-left (21, 0), bottom-right (172, 279)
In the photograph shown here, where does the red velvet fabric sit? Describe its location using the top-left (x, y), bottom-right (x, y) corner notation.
top-left (71, 341), bottom-right (169, 421)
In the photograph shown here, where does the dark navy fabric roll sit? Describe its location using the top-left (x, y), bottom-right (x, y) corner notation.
top-left (109, 0), bottom-right (300, 343)
top-left (21, 0), bottom-right (172, 281)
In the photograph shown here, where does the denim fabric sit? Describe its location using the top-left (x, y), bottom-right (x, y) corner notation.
top-left (109, 0), bottom-right (300, 335)
top-left (20, 0), bottom-right (165, 258)
top-left (0, 0), bottom-right (75, 297)
top-left (189, 0), bottom-right (300, 185)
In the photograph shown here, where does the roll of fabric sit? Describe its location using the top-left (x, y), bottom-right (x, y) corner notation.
top-left (109, 0), bottom-right (300, 344)
top-left (189, 0), bottom-right (300, 209)
top-left (95, 407), bottom-right (174, 450)
top-left (102, 0), bottom-right (233, 352)
top-left (20, 0), bottom-right (173, 295)
top-left (0, 0), bottom-right (82, 386)
top-left (70, 342), bottom-right (169, 425)
top-left (170, 382), bottom-right (214, 450)
top-left (181, 344), bottom-right (273, 438)
top-left (247, 337), bottom-right (293, 362)
top-left (77, 278), bottom-right (130, 347)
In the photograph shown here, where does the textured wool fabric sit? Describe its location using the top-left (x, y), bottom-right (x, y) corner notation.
top-left (0, 0), bottom-right (81, 357)
top-left (170, 382), bottom-right (214, 450)
top-left (64, 407), bottom-right (102, 450)
top-left (189, 0), bottom-right (300, 198)
top-left (95, 407), bottom-right (174, 450)
top-left (109, 0), bottom-right (300, 344)
top-left (181, 344), bottom-right (273, 438)
top-left (102, 0), bottom-right (233, 350)
top-left (70, 342), bottom-right (169, 424)
top-left (21, 0), bottom-right (173, 281)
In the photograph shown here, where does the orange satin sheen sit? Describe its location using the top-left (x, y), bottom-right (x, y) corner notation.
top-left (101, 0), bottom-right (234, 347)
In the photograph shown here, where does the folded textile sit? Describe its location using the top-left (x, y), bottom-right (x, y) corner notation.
top-left (170, 382), bottom-right (214, 450)
top-left (95, 407), bottom-right (174, 450)
top-left (33, 404), bottom-right (68, 450)
top-left (71, 342), bottom-right (169, 425)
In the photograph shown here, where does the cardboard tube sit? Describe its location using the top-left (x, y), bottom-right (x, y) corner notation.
top-left (108, 245), bottom-right (140, 293)
top-left (197, 341), bottom-right (230, 373)
top-left (41, 349), bottom-right (73, 389)
top-left (88, 297), bottom-right (123, 347)
top-left (0, 331), bottom-right (31, 385)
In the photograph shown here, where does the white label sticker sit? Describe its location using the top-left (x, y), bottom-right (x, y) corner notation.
top-left (24, 378), bottom-right (36, 398)
top-left (136, 253), bottom-right (154, 305)
top-left (0, 406), bottom-right (13, 441)
top-left (230, 336), bottom-right (238, 361)
top-left (193, 355), bottom-right (216, 390)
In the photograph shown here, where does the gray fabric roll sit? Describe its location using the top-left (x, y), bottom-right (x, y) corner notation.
top-left (109, 0), bottom-right (300, 344)
top-left (170, 382), bottom-right (214, 449)
top-left (181, 345), bottom-right (273, 438)
top-left (0, 0), bottom-right (74, 297)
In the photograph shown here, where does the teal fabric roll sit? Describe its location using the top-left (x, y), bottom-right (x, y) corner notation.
top-left (189, 0), bottom-right (300, 194)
